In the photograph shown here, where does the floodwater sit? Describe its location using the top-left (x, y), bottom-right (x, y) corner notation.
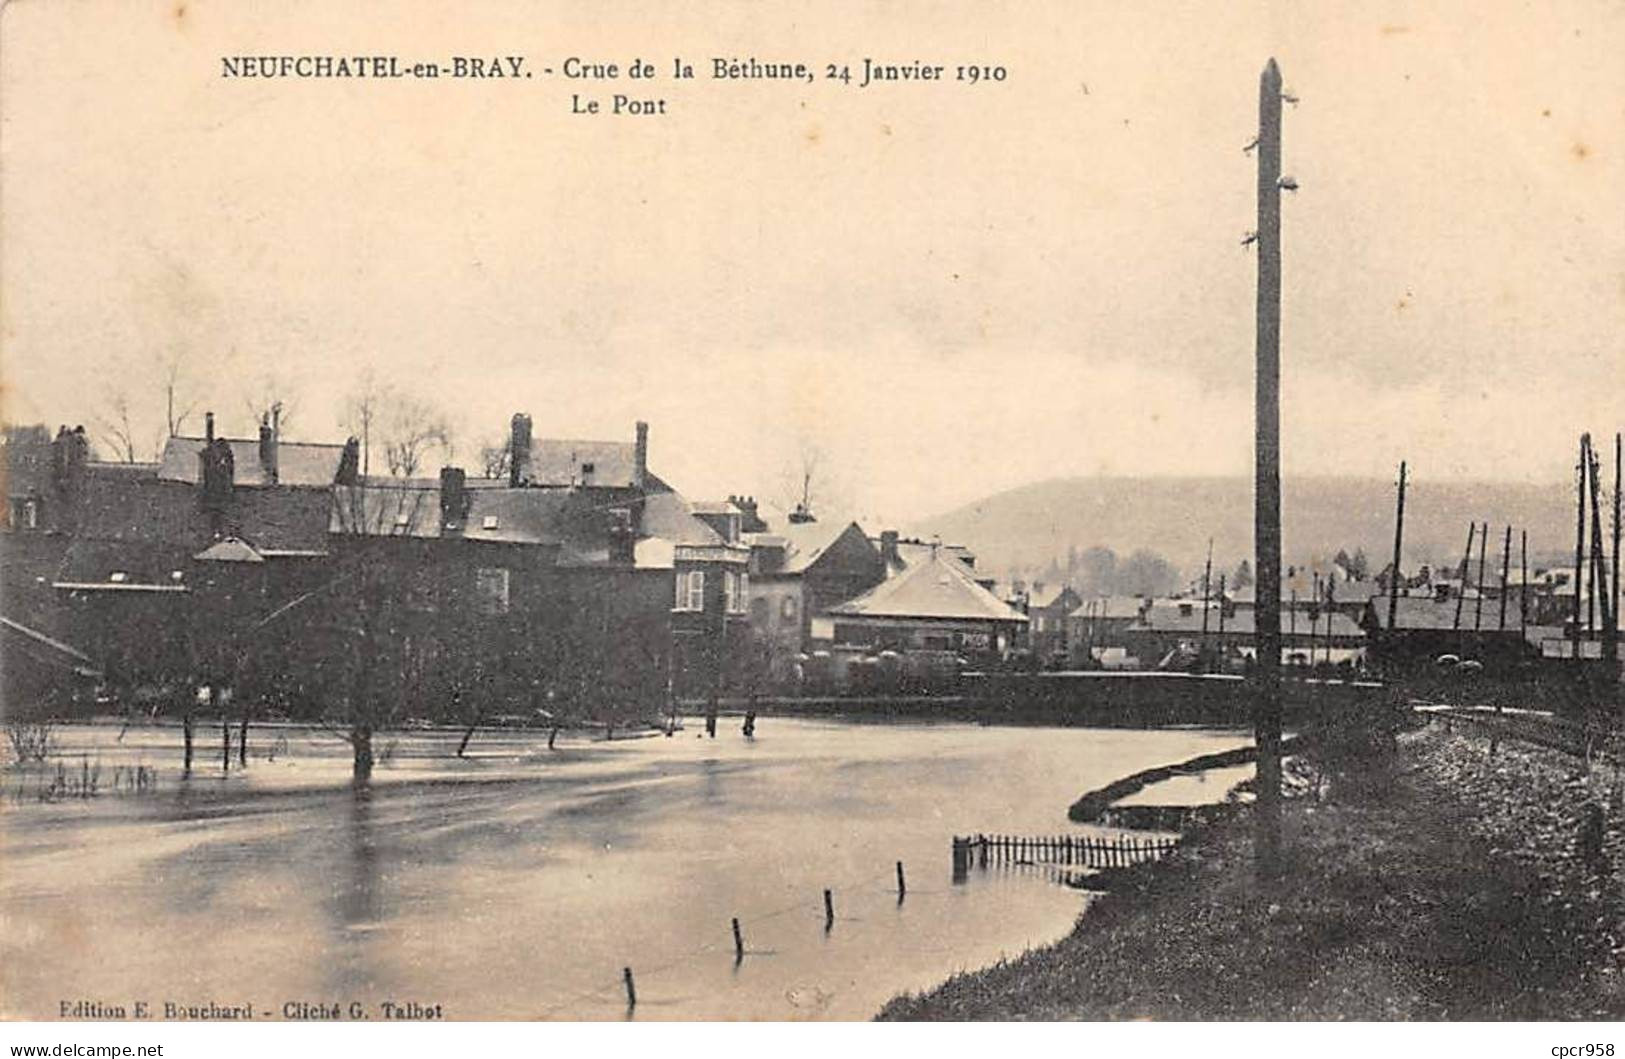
top-left (1, 717), bottom-right (1251, 1021)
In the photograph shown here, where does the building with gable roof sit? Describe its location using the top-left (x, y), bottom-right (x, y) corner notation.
top-left (743, 515), bottom-right (887, 685)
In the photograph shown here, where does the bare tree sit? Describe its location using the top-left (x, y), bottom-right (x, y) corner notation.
top-left (95, 392), bottom-right (144, 463)
top-left (781, 437), bottom-right (826, 521)
top-left (241, 372), bottom-right (298, 436)
top-left (159, 352), bottom-right (199, 439)
top-left (479, 437), bottom-right (511, 480)
top-left (341, 369), bottom-right (388, 477)
top-left (382, 395), bottom-right (454, 478)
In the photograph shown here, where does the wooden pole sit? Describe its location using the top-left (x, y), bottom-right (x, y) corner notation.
top-left (1588, 444), bottom-right (1613, 650)
top-left (1201, 537), bottom-right (1214, 644)
top-left (623, 967), bottom-right (636, 1009)
top-left (1473, 521), bottom-right (1488, 632)
top-left (1453, 522), bottom-right (1475, 632)
top-left (1610, 433), bottom-right (1622, 677)
top-left (732, 916), bottom-right (744, 961)
top-left (896, 860), bottom-right (906, 898)
top-left (1575, 435), bottom-right (1589, 661)
top-left (1252, 56), bottom-right (1285, 876)
top-left (1388, 460), bottom-right (1406, 632)
top-left (1521, 529), bottom-right (1529, 644)
top-left (823, 888), bottom-right (834, 930)
top-left (1498, 524), bottom-right (1512, 631)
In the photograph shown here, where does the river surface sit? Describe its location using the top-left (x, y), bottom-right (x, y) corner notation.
top-left (1, 717), bottom-right (1251, 1020)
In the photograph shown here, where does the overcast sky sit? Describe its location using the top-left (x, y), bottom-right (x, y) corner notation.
top-left (3, 0), bottom-right (1622, 527)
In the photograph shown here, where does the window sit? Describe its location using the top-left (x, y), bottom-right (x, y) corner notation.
top-left (482, 515), bottom-right (499, 530)
top-left (724, 571), bottom-right (740, 614)
top-left (23, 500), bottom-right (38, 530)
top-left (675, 569), bottom-right (705, 611)
top-left (474, 567), bottom-right (510, 615)
top-left (730, 572), bottom-right (749, 613)
top-left (781, 596), bottom-right (798, 621)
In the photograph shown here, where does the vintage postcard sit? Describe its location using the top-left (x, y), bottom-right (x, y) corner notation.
top-left (2, 0), bottom-right (1623, 1040)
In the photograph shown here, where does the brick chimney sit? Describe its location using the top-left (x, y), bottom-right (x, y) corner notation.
top-left (50, 425), bottom-right (89, 497)
top-left (440, 466), bottom-right (468, 528)
top-left (509, 413), bottom-right (532, 487)
top-left (335, 437), bottom-right (361, 485)
top-left (258, 411), bottom-right (279, 484)
top-left (199, 412), bottom-right (235, 515)
top-left (634, 420), bottom-right (649, 491)
top-left (608, 507), bottom-right (635, 564)
top-left (879, 530), bottom-right (900, 567)
top-left (730, 494), bottom-right (767, 533)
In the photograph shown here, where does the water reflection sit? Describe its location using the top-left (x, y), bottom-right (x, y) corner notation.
top-left (2, 718), bottom-right (1252, 1020)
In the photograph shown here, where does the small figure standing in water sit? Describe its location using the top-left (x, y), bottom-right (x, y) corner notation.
top-left (742, 711), bottom-right (756, 738)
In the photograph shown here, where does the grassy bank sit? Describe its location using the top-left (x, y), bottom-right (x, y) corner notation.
top-left (880, 721), bottom-right (1625, 1020)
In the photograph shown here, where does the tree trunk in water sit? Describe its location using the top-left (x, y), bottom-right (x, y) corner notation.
top-left (182, 711), bottom-right (194, 773)
top-left (353, 726), bottom-right (374, 785)
top-left (457, 725), bottom-right (476, 758)
top-left (222, 720), bottom-right (230, 772)
top-left (238, 715), bottom-right (249, 767)
top-left (548, 726), bottom-right (558, 750)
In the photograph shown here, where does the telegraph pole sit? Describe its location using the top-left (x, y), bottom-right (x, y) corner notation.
top-left (1388, 460), bottom-right (1406, 632)
top-left (1497, 524), bottom-right (1512, 632)
top-left (1609, 433), bottom-right (1621, 678)
top-left (1473, 521), bottom-right (1488, 632)
top-left (1575, 435), bottom-right (1588, 661)
top-left (1252, 57), bottom-right (1285, 876)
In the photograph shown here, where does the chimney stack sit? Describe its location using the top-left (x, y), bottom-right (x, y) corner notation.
top-left (608, 507), bottom-right (635, 564)
top-left (440, 466), bottom-right (468, 527)
top-left (258, 413), bottom-right (279, 484)
top-left (205, 411), bottom-right (215, 444)
top-left (510, 413), bottom-right (532, 487)
top-left (634, 420), bottom-right (649, 491)
top-left (336, 437), bottom-right (361, 486)
top-left (880, 530), bottom-right (900, 567)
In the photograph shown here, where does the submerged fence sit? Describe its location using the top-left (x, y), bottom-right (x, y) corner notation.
top-left (953, 832), bottom-right (1177, 876)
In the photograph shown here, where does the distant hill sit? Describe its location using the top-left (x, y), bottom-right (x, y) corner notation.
top-left (910, 476), bottom-right (1581, 584)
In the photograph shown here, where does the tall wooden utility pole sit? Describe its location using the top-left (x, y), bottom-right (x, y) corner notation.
top-left (1252, 56), bottom-right (1285, 876)
top-left (1610, 433), bottom-right (1621, 677)
top-left (1497, 524), bottom-right (1512, 631)
top-left (1520, 528), bottom-right (1529, 644)
top-left (1575, 435), bottom-right (1588, 661)
top-left (1473, 521), bottom-right (1488, 632)
top-left (1388, 460), bottom-right (1406, 633)
top-left (1588, 442), bottom-right (1612, 654)
top-left (1453, 522), bottom-right (1475, 632)
top-left (1201, 537), bottom-right (1214, 645)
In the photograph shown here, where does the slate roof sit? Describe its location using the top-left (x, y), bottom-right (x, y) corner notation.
top-left (516, 439), bottom-right (639, 489)
top-left (829, 550), bottom-right (1025, 623)
top-left (876, 537), bottom-right (976, 577)
top-left (1023, 584), bottom-right (1075, 610)
top-left (1364, 595), bottom-right (1528, 632)
top-left (158, 436), bottom-right (347, 488)
top-left (1068, 595), bottom-right (1148, 621)
top-left (329, 480), bottom-right (721, 567)
top-left (1130, 607), bottom-right (1365, 640)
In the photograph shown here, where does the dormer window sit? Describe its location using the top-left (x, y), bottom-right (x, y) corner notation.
top-left (394, 512), bottom-right (411, 528)
top-left (482, 515), bottom-right (499, 530)
top-left (109, 571), bottom-right (128, 583)
top-left (581, 462), bottom-right (595, 475)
